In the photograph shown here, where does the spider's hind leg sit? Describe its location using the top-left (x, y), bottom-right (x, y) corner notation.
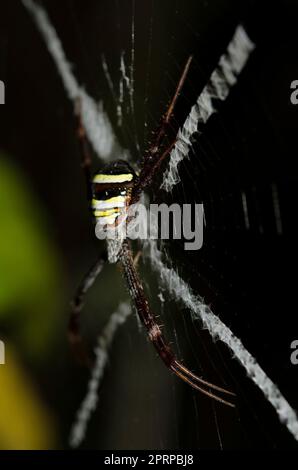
top-left (120, 240), bottom-right (235, 407)
top-left (68, 252), bottom-right (107, 367)
top-left (170, 360), bottom-right (235, 407)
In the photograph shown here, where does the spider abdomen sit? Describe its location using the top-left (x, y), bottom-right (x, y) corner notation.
top-left (91, 160), bottom-right (136, 227)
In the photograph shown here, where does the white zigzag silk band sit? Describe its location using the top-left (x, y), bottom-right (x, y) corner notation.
top-left (22, 0), bottom-right (119, 161)
top-left (161, 25), bottom-right (255, 192)
top-left (145, 240), bottom-right (298, 443)
top-left (69, 303), bottom-right (131, 448)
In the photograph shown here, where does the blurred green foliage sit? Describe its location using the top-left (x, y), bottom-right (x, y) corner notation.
top-left (0, 154), bottom-right (64, 448)
top-left (0, 155), bottom-right (63, 356)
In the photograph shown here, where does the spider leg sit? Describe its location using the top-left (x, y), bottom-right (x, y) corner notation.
top-left (133, 250), bottom-right (142, 268)
top-left (131, 56), bottom-right (192, 202)
top-left (149, 55), bottom-right (193, 155)
top-left (74, 97), bottom-right (93, 201)
top-left (119, 240), bottom-right (235, 407)
top-left (170, 361), bottom-right (235, 407)
top-left (172, 360), bottom-right (235, 397)
top-left (68, 252), bottom-right (107, 367)
top-left (145, 140), bottom-right (176, 181)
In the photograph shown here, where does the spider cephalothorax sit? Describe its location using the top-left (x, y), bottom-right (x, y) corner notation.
top-left (91, 160), bottom-right (136, 228)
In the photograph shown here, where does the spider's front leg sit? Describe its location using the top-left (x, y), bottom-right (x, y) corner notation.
top-left (119, 240), bottom-right (235, 407)
top-left (131, 56), bottom-right (192, 203)
top-left (68, 252), bottom-right (107, 367)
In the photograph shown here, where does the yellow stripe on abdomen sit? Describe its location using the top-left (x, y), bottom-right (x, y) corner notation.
top-left (93, 208), bottom-right (121, 218)
top-left (91, 196), bottom-right (126, 210)
top-left (93, 173), bottom-right (133, 184)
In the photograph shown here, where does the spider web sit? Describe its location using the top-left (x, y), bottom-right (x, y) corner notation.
top-left (22, 0), bottom-right (298, 450)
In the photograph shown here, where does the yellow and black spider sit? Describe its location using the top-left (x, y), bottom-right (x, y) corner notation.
top-left (68, 57), bottom-right (235, 408)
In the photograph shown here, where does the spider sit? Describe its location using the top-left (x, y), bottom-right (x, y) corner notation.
top-left (68, 56), bottom-right (235, 408)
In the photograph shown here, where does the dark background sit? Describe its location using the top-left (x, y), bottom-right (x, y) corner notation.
top-left (0, 0), bottom-right (297, 450)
